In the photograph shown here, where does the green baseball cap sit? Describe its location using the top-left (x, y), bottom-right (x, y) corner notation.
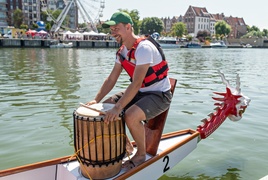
top-left (102, 12), bottom-right (133, 28)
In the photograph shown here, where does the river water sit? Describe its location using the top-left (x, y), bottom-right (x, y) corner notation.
top-left (0, 47), bottom-right (267, 179)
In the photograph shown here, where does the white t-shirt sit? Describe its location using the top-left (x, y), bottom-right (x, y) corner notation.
top-left (116, 39), bottom-right (171, 92)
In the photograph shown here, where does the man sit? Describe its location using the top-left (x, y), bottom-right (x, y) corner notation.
top-left (86, 11), bottom-right (172, 170)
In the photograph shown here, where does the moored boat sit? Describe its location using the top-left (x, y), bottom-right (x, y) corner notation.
top-left (0, 71), bottom-right (250, 180)
top-left (157, 37), bottom-right (181, 48)
top-left (50, 41), bottom-right (73, 48)
top-left (243, 43), bottom-right (252, 48)
top-left (185, 42), bottom-right (202, 48)
top-left (210, 41), bottom-right (227, 48)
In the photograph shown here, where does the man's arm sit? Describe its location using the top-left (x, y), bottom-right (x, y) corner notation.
top-left (115, 63), bottom-right (150, 110)
top-left (88, 62), bottom-right (122, 104)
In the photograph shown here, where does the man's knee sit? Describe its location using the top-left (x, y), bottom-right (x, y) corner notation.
top-left (124, 106), bottom-right (146, 125)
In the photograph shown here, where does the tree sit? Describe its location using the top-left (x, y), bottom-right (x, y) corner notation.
top-left (97, 23), bottom-right (110, 34)
top-left (242, 25), bottom-right (267, 38)
top-left (249, 25), bottom-right (260, 32)
top-left (171, 22), bottom-right (187, 37)
top-left (196, 30), bottom-right (211, 42)
top-left (263, 29), bottom-right (268, 37)
top-left (41, 11), bottom-right (48, 23)
top-left (45, 23), bottom-right (51, 31)
top-left (140, 17), bottom-right (164, 35)
top-left (51, 10), bottom-right (70, 28)
top-left (78, 23), bottom-right (87, 29)
top-left (41, 9), bottom-right (70, 31)
top-left (32, 23), bottom-right (38, 29)
top-left (20, 24), bottom-right (28, 30)
top-left (215, 20), bottom-right (231, 38)
top-left (13, 9), bottom-right (24, 28)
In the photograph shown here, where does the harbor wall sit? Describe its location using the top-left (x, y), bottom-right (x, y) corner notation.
top-left (0, 38), bottom-right (267, 48)
top-left (0, 39), bottom-right (120, 48)
top-left (227, 38), bottom-right (265, 47)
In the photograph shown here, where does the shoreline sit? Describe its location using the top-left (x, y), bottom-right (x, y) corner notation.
top-left (1, 38), bottom-right (267, 48)
top-left (0, 39), bottom-right (120, 48)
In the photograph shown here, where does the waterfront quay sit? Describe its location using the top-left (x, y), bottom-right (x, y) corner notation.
top-left (0, 38), bottom-right (120, 48)
top-left (1, 38), bottom-right (268, 48)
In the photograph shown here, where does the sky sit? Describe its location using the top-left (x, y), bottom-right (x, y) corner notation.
top-left (100, 0), bottom-right (267, 31)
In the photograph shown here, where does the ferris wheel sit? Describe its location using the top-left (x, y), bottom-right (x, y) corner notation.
top-left (41, 0), bottom-right (105, 32)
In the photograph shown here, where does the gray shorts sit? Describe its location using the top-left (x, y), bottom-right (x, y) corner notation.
top-left (109, 90), bottom-right (172, 120)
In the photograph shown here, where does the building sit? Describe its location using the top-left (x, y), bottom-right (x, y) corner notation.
top-left (0, 0), bottom-right (8, 34)
top-left (161, 17), bottom-right (172, 33)
top-left (161, 15), bottom-right (183, 34)
top-left (22, 0), bottom-right (41, 27)
top-left (5, 0), bottom-right (23, 26)
top-left (183, 6), bottom-right (211, 37)
top-left (183, 6), bottom-right (247, 38)
top-left (209, 13), bottom-right (225, 36)
top-left (224, 16), bottom-right (247, 39)
top-left (0, 0), bottom-right (74, 34)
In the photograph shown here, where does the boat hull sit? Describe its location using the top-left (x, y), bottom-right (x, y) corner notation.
top-left (0, 129), bottom-right (199, 180)
top-left (159, 43), bottom-right (181, 48)
top-left (210, 41), bottom-right (227, 48)
top-left (50, 42), bottom-right (73, 48)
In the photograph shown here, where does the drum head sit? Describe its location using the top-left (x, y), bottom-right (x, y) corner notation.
top-left (76, 103), bottom-right (114, 117)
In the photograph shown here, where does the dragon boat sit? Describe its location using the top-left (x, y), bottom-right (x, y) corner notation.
top-left (0, 71), bottom-right (250, 180)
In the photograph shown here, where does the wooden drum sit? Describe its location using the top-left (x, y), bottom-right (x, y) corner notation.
top-left (73, 103), bottom-right (126, 179)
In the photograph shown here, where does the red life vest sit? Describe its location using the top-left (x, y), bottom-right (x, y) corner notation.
top-left (117, 36), bottom-right (169, 87)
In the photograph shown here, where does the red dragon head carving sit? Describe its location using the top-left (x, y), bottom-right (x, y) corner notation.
top-left (197, 71), bottom-right (251, 139)
top-left (216, 71), bottom-right (251, 121)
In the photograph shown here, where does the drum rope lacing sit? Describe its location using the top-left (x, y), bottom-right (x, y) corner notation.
top-left (69, 133), bottom-right (127, 179)
top-left (72, 106), bottom-right (128, 179)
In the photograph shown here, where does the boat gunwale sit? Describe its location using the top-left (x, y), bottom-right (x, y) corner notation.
top-left (114, 129), bottom-right (199, 179)
top-left (0, 129), bottom-right (199, 178)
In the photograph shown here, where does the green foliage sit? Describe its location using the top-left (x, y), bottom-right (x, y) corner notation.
top-left (40, 11), bottom-right (48, 23)
top-left (242, 25), bottom-right (268, 38)
top-left (249, 25), bottom-right (260, 32)
top-left (205, 36), bottom-right (211, 41)
top-left (242, 30), bottom-right (263, 38)
top-left (13, 9), bottom-right (24, 28)
top-left (97, 23), bottom-right (110, 34)
top-left (40, 9), bottom-right (70, 31)
top-left (78, 23), bottom-right (87, 29)
top-left (20, 24), bottom-right (28, 30)
top-left (171, 22), bottom-right (187, 37)
top-left (263, 29), bottom-right (268, 37)
top-left (186, 35), bottom-right (192, 41)
top-left (140, 17), bottom-right (164, 35)
top-left (51, 10), bottom-right (70, 28)
top-left (196, 30), bottom-right (211, 42)
top-left (45, 23), bottom-right (51, 31)
top-left (215, 20), bottom-right (231, 37)
top-left (32, 23), bottom-right (38, 29)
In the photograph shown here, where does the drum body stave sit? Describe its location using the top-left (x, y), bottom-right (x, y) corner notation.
top-left (73, 103), bottom-right (126, 179)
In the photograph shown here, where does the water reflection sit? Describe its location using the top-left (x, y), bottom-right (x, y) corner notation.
top-left (44, 48), bottom-right (81, 143)
top-left (0, 48), bottom-right (82, 162)
top-left (1, 48), bottom-right (268, 179)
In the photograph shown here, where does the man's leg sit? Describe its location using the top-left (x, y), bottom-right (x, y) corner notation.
top-left (123, 104), bottom-right (147, 168)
